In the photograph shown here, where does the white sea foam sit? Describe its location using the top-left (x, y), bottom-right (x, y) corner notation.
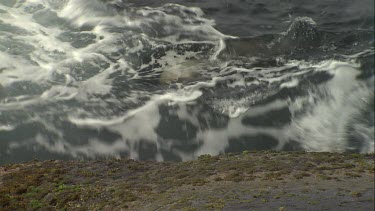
top-left (286, 60), bottom-right (374, 152)
top-left (0, 1), bottom-right (373, 161)
top-left (0, 125), bottom-right (14, 131)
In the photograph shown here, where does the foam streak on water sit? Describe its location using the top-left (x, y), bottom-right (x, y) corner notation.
top-left (0, 0), bottom-right (373, 163)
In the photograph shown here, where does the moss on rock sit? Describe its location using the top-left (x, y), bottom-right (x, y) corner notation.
top-left (0, 151), bottom-right (374, 210)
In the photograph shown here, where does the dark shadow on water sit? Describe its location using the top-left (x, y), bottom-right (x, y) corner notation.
top-left (242, 107), bottom-right (291, 127)
top-left (225, 134), bottom-right (279, 153)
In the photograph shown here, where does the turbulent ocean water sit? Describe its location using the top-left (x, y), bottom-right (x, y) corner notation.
top-left (0, 0), bottom-right (374, 163)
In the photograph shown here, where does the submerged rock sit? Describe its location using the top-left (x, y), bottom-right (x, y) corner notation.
top-left (159, 59), bottom-right (204, 84)
top-left (281, 17), bottom-right (321, 48)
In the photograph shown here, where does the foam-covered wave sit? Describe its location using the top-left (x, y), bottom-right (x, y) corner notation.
top-left (0, 0), bottom-right (373, 163)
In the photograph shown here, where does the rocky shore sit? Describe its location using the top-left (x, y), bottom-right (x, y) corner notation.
top-left (0, 151), bottom-right (374, 210)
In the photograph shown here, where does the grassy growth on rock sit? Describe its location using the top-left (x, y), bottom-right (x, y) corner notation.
top-left (0, 151), bottom-right (374, 210)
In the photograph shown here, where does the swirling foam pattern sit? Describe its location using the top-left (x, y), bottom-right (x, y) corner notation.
top-left (0, 0), bottom-right (373, 163)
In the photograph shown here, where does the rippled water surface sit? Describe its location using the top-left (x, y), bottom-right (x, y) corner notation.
top-left (0, 0), bottom-right (374, 163)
